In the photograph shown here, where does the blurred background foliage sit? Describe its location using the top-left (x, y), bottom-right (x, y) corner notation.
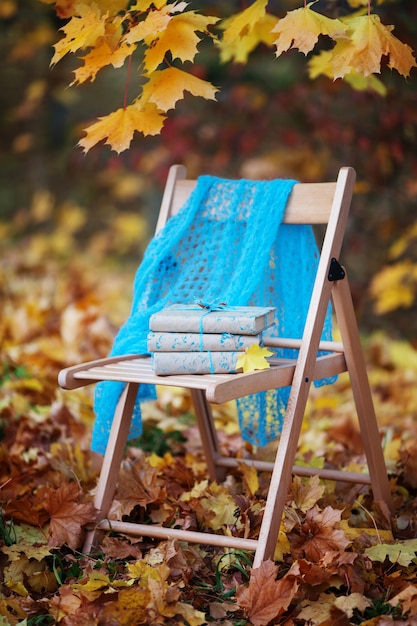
top-left (1, 0), bottom-right (417, 341)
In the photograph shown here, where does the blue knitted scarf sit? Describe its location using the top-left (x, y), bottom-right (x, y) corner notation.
top-left (92, 175), bottom-right (334, 454)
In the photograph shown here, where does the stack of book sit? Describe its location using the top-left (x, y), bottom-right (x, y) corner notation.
top-left (147, 303), bottom-right (276, 375)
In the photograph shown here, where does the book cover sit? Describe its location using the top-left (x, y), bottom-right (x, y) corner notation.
top-left (147, 331), bottom-right (260, 352)
top-left (149, 304), bottom-right (276, 335)
top-left (152, 351), bottom-right (241, 375)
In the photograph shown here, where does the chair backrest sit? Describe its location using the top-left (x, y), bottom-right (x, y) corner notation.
top-left (155, 164), bottom-right (355, 235)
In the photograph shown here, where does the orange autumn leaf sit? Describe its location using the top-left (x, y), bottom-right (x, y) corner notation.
top-left (272, 3), bottom-right (348, 56)
top-left (78, 102), bottom-right (166, 153)
top-left (41, 482), bottom-right (95, 550)
top-left (143, 67), bottom-right (218, 111)
top-left (236, 560), bottom-right (298, 626)
top-left (330, 14), bottom-right (417, 78)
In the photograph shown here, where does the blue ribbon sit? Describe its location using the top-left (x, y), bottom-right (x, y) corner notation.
top-left (193, 299), bottom-right (228, 351)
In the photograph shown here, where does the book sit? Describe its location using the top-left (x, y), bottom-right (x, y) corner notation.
top-left (149, 304), bottom-right (276, 335)
top-left (152, 351), bottom-right (241, 375)
top-left (147, 330), bottom-right (260, 352)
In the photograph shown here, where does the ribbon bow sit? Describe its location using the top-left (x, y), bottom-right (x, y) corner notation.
top-left (195, 298), bottom-right (227, 312)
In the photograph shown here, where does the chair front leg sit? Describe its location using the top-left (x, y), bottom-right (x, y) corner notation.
top-left (83, 382), bottom-right (139, 553)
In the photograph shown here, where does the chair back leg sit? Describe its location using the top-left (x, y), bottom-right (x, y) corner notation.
top-left (331, 276), bottom-right (393, 510)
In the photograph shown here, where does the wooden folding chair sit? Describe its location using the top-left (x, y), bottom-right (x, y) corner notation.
top-left (58, 164), bottom-right (392, 568)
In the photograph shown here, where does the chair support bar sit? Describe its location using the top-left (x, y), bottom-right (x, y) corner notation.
top-left (95, 520), bottom-right (259, 551)
top-left (215, 456), bottom-right (372, 484)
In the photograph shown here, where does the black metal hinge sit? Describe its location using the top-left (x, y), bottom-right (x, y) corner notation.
top-left (328, 257), bottom-right (345, 282)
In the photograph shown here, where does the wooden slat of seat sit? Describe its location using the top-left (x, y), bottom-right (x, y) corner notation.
top-left (59, 351), bottom-right (347, 404)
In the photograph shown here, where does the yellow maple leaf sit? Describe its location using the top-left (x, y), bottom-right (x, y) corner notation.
top-left (369, 260), bottom-right (417, 314)
top-left (72, 38), bottom-right (132, 85)
top-left (78, 102), bottom-right (166, 153)
top-left (236, 344), bottom-right (273, 373)
top-left (41, 0), bottom-right (128, 19)
top-left (219, 13), bottom-right (279, 64)
top-left (130, 0), bottom-right (168, 10)
top-left (51, 3), bottom-right (107, 65)
top-left (308, 49), bottom-right (387, 95)
top-left (142, 67), bottom-right (218, 111)
top-left (200, 483), bottom-right (238, 530)
top-left (221, 0), bottom-right (268, 48)
top-left (272, 3), bottom-right (348, 56)
top-left (122, 5), bottom-right (174, 46)
top-left (330, 14), bottom-right (417, 78)
top-left (175, 602), bottom-right (207, 626)
top-left (144, 11), bottom-right (219, 73)
top-left (237, 461), bottom-right (259, 496)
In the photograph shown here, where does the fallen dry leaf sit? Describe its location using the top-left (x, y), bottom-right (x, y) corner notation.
top-left (40, 482), bottom-right (96, 550)
top-left (236, 560), bottom-right (298, 625)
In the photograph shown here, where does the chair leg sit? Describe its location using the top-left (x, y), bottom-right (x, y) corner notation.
top-left (331, 277), bottom-right (393, 512)
top-left (190, 388), bottom-right (226, 483)
top-left (83, 382), bottom-right (139, 553)
top-left (253, 378), bottom-right (312, 568)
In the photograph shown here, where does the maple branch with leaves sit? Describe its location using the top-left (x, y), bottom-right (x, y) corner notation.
top-left (40, 0), bottom-right (416, 153)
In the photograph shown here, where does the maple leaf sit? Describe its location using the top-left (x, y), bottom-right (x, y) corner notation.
top-left (388, 584), bottom-right (417, 617)
top-left (142, 67), bottom-right (218, 111)
top-left (101, 587), bottom-right (150, 625)
top-left (237, 460), bottom-right (259, 497)
top-left (292, 473), bottom-right (325, 513)
top-left (290, 505), bottom-right (351, 562)
top-left (144, 11), bottom-right (219, 73)
top-left (330, 14), bottom-right (417, 79)
top-left (40, 482), bottom-right (95, 550)
top-left (200, 482), bottom-right (239, 530)
top-left (175, 602), bottom-right (207, 626)
top-left (334, 592), bottom-right (372, 618)
top-left (219, 13), bottom-right (279, 64)
top-left (369, 260), bottom-right (417, 314)
top-left (272, 3), bottom-right (348, 57)
top-left (122, 4), bottom-right (174, 46)
top-left (236, 344), bottom-right (273, 373)
top-left (72, 38), bottom-right (132, 85)
top-left (1, 524), bottom-right (51, 562)
top-left (221, 0), bottom-right (268, 48)
top-left (131, 0), bottom-right (168, 9)
top-left (308, 49), bottom-right (387, 95)
top-left (115, 457), bottom-right (166, 515)
top-left (78, 102), bottom-right (166, 153)
top-left (365, 538), bottom-right (417, 567)
top-left (51, 3), bottom-right (107, 65)
top-left (47, 0), bottom-right (129, 18)
top-left (236, 560), bottom-right (298, 626)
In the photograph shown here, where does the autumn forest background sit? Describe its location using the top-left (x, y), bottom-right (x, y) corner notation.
top-left (2, 0), bottom-right (417, 624)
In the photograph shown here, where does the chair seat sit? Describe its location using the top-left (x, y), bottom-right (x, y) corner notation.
top-left (58, 350), bottom-right (347, 405)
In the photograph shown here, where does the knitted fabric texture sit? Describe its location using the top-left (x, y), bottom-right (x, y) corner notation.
top-left (92, 175), bottom-right (334, 454)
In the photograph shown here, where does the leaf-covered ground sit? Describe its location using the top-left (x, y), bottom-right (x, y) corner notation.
top-left (2, 241), bottom-right (417, 626)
